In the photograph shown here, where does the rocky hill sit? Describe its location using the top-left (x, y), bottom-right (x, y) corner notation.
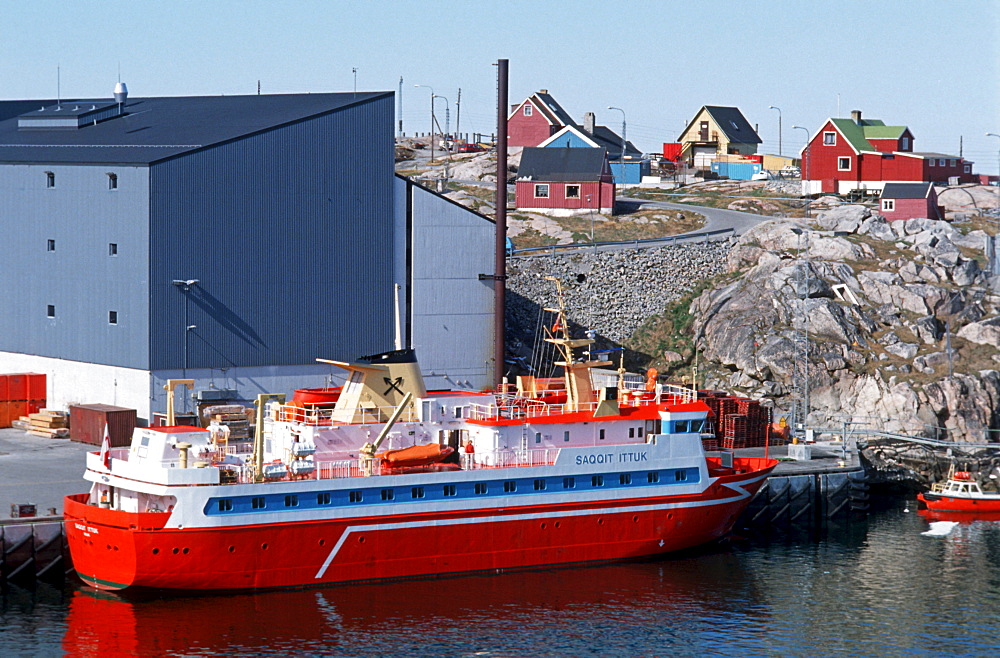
top-left (506, 203), bottom-right (1000, 439)
top-left (691, 206), bottom-right (1000, 437)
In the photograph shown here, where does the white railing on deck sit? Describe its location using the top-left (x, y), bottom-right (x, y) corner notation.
top-left (311, 448), bottom-right (559, 481)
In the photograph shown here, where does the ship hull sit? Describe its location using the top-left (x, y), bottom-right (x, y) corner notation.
top-left (65, 466), bottom-right (773, 592)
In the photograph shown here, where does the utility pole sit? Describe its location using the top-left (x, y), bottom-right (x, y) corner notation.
top-left (769, 105), bottom-right (782, 156)
top-left (494, 58), bottom-right (509, 389)
top-left (455, 88), bottom-right (462, 142)
top-left (398, 76), bottom-right (403, 137)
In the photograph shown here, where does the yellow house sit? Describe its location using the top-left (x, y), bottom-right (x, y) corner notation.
top-left (677, 106), bottom-right (762, 168)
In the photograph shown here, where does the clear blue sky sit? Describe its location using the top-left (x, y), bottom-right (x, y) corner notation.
top-left (3, 1), bottom-right (998, 171)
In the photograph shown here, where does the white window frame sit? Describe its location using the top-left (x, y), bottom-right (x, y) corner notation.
top-left (881, 199), bottom-right (895, 211)
top-left (928, 159), bottom-right (935, 167)
top-left (837, 156), bottom-right (851, 171)
top-left (937, 158), bottom-right (945, 167)
top-left (823, 132), bottom-right (836, 145)
top-left (565, 184), bottom-right (581, 199)
top-left (963, 164), bottom-right (971, 173)
top-left (949, 159), bottom-right (956, 167)
top-left (523, 104), bottom-right (533, 117)
top-left (534, 183), bottom-right (549, 198)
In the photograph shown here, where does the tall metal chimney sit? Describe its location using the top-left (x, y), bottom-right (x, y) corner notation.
top-left (494, 59), bottom-right (509, 389)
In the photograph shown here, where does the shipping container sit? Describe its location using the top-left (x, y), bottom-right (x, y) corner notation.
top-left (0, 375), bottom-right (7, 401)
top-left (6, 373), bottom-right (26, 400)
top-left (25, 373), bottom-right (45, 401)
top-left (69, 404), bottom-right (137, 447)
top-left (711, 161), bottom-right (762, 180)
top-left (0, 400), bottom-right (11, 428)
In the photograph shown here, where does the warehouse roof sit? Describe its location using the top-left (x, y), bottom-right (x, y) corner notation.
top-left (0, 91), bottom-right (391, 165)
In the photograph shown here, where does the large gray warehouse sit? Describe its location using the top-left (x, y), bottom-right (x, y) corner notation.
top-left (0, 87), bottom-right (495, 422)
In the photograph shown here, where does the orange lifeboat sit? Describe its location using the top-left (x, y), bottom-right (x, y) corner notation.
top-left (378, 444), bottom-right (455, 469)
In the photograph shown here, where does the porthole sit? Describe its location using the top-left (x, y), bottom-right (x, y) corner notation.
top-left (261, 543), bottom-right (268, 550)
top-left (540, 522), bottom-right (547, 530)
top-left (633, 515), bottom-right (639, 523)
top-left (172, 548), bottom-right (179, 554)
top-left (183, 548), bottom-right (190, 555)
top-left (358, 536), bottom-right (366, 544)
top-left (228, 546), bottom-right (235, 553)
top-left (152, 548), bottom-right (159, 555)
top-left (319, 539), bottom-right (326, 547)
top-left (598, 518), bottom-right (604, 526)
top-left (555, 521), bottom-right (561, 529)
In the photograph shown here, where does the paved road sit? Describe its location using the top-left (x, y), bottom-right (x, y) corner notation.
top-left (0, 428), bottom-right (90, 516)
top-left (620, 196), bottom-right (772, 236)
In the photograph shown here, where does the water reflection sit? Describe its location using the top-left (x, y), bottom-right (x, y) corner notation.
top-left (62, 547), bottom-right (767, 656)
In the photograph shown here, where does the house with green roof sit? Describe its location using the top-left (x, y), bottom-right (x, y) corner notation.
top-left (800, 110), bottom-right (974, 195)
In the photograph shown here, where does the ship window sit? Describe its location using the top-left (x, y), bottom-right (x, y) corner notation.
top-left (443, 484), bottom-right (456, 497)
top-left (564, 431), bottom-right (570, 442)
top-left (620, 473), bottom-right (632, 485)
top-left (648, 472), bottom-right (660, 483)
top-left (599, 429), bottom-right (605, 440)
top-left (475, 483), bottom-right (488, 495)
top-left (675, 420), bottom-right (689, 433)
top-left (454, 406), bottom-right (463, 418)
top-left (535, 432), bottom-right (542, 444)
top-left (411, 486), bottom-right (425, 499)
top-left (592, 475), bottom-right (604, 487)
top-left (252, 497), bottom-right (265, 509)
top-left (691, 420), bottom-right (703, 433)
top-left (534, 479), bottom-right (546, 491)
top-left (317, 493), bottom-right (331, 505)
top-left (563, 477), bottom-right (575, 489)
top-left (675, 470), bottom-right (688, 482)
top-left (349, 491), bottom-right (363, 503)
top-left (47, 239), bottom-right (55, 252)
top-left (218, 499), bottom-right (232, 512)
top-left (381, 489), bottom-right (394, 501)
top-left (503, 481), bottom-right (517, 493)
top-left (629, 427), bottom-right (635, 438)
top-left (284, 495), bottom-right (299, 507)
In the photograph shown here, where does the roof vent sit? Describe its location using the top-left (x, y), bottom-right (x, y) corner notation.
top-left (18, 100), bottom-right (119, 130)
top-left (114, 81), bottom-right (128, 104)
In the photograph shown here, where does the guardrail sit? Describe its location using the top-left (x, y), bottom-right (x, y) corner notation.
top-left (509, 228), bottom-right (735, 257)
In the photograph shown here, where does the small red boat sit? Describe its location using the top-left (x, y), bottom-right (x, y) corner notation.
top-left (917, 470), bottom-right (1000, 514)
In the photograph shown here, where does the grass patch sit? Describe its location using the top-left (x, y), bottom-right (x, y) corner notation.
top-left (550, 209), bottom-right (705, 243)
top-left (510, 224), bottom-right (558, 250)
top-left (626, 185), bottom-right (811, 218)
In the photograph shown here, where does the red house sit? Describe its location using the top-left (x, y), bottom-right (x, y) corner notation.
top-left (800, 110), bottom-right (975, 195)
top-left (878, 183), bottom-right (944, 221)
top-left (507, 90), bottom-right (575, 148)
top-left (515, 147), bottom-right (615, 215)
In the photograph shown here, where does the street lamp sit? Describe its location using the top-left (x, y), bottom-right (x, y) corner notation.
top-left (435, 94), bottom-right (451, 184)
top-left (769, 105), bottom-right (782, 156)
top-left (171, 279), bottom-right (199, 379)
top-left (987, 133), bottom-right (1000, 191)
top-left (414, 84), bottom-right (435, 164)
top-left (607, 106), bottom-right (627, 189)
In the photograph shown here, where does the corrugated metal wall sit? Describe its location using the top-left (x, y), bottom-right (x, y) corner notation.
top-left (403, 179), bottom-right (494, 390)
top-left (149, 95), bottom-right (396, 370)
top-left (0, 164), bottom-right (150, 367)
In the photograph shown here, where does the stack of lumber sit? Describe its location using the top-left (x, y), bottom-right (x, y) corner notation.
top-left (23, 409), bottom-right (69, 438)
top-left (203, 404), bottom-right (252, 441)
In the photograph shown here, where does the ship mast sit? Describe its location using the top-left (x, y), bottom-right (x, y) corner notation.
top-left (542, 277), bottom-right (611, 412)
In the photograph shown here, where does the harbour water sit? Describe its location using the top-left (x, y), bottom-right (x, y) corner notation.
top-left (2, 497), bottom-right (998, 657)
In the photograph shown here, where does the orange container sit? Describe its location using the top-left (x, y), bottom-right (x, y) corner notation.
top-left (26, 373), bottom-right (46, 400)
top-left (0, 375), bottom-right (8, 401)
top-left (6, 399), bottom-right (27, 421)
top-left (7, 373), bottom-right (27, 400)
top-left (0, 400), bottom-right (11, 428)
